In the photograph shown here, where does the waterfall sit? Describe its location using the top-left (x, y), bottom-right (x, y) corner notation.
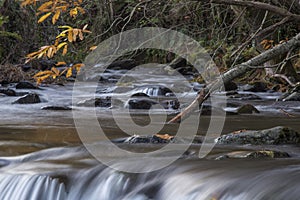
top-left (0, 174), bottom-right (66, 200)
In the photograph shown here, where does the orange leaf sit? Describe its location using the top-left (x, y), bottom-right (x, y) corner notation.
top-left (51, 67), bottom-right (60, 76)
top-left (52, 9), bottom-right (61, 24)
top-left (89, 46), bottom-right (97, 51)
top-left (62, 45), bottom-right (68, 55)
top-left (73, 29), bottom-right (79, 41)
top-left (38, 12), bottom-right (52, 23)
top-left (33, 70), bottom-right (53, 78)
top-left (56, 61), bottom-right (67, 66)
top-left (68, 30), bottom-right (73, 42)
top-left (38, 1), bottom-right (53, 11)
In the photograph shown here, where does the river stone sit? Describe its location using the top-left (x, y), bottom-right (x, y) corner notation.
top-left (0, 88), bottom-right (16, 96)
top-left (77, 97), bottom-right (112, 107)
top-left (12, 93), bottom-right (41, 104)
top-left (237, 104), bottom-right (260, 114)
top-left (127, 97), bottom-right (158, 109)
top-left (41, 105), bottom-right (72, 110)
top-left (240, 82), bottom-right (268, 92)
top-left (224, 81), bottom-right (238, 91)
top-left (16, 81), bottom-right (39, 89)
top-left (215, 150), bottom-right (290, 160)
top-left (228, 93), bottom-right (261, 100)
top-left (114, 135), bottom-right (203, 144)
top-left (108, 59), bottom-right (137, 70)
top-left (217, 126), bottom-right (300, 145)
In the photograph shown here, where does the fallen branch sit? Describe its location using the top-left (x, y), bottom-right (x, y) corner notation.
top-left (168, 32), bottom-right (300, 123)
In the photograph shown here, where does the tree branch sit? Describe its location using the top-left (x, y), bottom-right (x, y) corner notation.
top-left (168, 32), bottom-right (300, 123)
top-left (211, 0), bottom-right (300, 21)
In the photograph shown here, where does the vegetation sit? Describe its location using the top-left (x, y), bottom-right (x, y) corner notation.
top-left (0, 0), bottom-right (299, 85)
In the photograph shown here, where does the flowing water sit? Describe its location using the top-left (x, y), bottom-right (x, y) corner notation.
top-left (0, 67), bottom-right (300, 199)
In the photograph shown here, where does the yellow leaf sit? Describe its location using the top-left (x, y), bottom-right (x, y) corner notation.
top-left (58, 25), bottom-right (73, 29)
top-left (38, 12), bottom-right (52, 23)
top-left (82, 29), bottom-right (92, 33)
top-left (33, 70), bottom-right (53, 78)
top-left (56, 61), bottom-right (67, 66)
top-left (70, 8), bottom-right (78, 18)
top-left (66, 67), bottom-right (73, 78)
top-left (36, 74), bottom-right (51, 84)
top-left (68, 30), bottom-right (73, 42)
top-left (52, 9), bottom-right (61, 24)
top-left (89, 46), bottom-right (97, 51)
top-left (38, 1), bottom-right (53, 11)
top-left (62, 45), bottom-right (68, 55)
top-left (26, 51), bottom-right (40, 58)
top-left (38, 51), bottom-right (45, 58)
top-left (57, 42), bottom-right (67, 50)
top-left (51, 67), bottom-right (60, 76)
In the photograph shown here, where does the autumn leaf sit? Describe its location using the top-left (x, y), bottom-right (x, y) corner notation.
top-left (38, 1), bottom-right (53, 11)
top-left (38, 12), bottom-right (52, 23)
top-left (68, 30), bottom-right (73, 42)
top-left (33, 70), bottom-right (53, 78)
top-left (66, 67), bottom-right (73, 78)
top-left (89, 46), bottom-right (97, 51)
top-left (62, 45), bottom-right (68, 55)
top-left (56, 61), bottom-right (67, 66)
top-left (52, 10), bottom-right (61, 24)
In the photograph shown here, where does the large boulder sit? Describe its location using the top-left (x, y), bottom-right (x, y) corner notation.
top-left (215, 150), bottom-right (290, 160)
top-left (16, 81), bottom-right (40, 90)
top-left (77, 97), bottom-right (112, 107)
top-left (217, 126), bottom-right (300, 145)
top-left (237, 104), bottom-right (260, 114)
top-left (0, 88), bottom-right (16, 96)
top-left (12, 93), bottom-right (41, 104)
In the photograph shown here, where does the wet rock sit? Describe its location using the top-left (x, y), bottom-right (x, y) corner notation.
top-left (215, 150), bottom-right (290, 160)
top-left (41, 105), bottom-right (72, 110)
top-left (217, 126), bottom-right (300, 145)
top-left (199, 105), bottom-right (235, 116)
top-left (16, 81), bottom-right (39, 90)
top-left (77, 97), bottom-right (111, 107)
top-left (108, 59), bottom-right (137, 70)
top-left (12, 93), bottom-right (41, 104)
top-left (237, 104), bottom-right (260, 114)
top-left (0, 88), bottom-right (16, 96)
top-left (114, 134), bottom-right (203, 144)
top-left (224, 81), bottom-right (238, 91)
top-left (240, 82), bottom-right (268, 92)
top-left (127, 97), bottom-right (158, 109)
top-left (282, 92), bottom-right (300, 101)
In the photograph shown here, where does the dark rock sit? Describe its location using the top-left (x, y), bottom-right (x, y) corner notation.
top-left (16, 81), bottom-right (39, 90)
top-left (0, 88), bottom-right (16, 96)
top-left (133, 85), bottom-right (174, 97)
top-left (127, 97), bottom-right (158, 109)
top-left (12, 93), bottom-right (41, 104)
top-left (170, 57), bottom-right (187, 69)
top-left (217, 126), bottom-right (300, 145)
top-left (215, 150), bottom-right (290, 160)
top-left (282, 92), bottom-right (300, 101)
top-left (108, 59), bottom-right (137, 70)
top-left (224, 81), bottom-right (238, 91)
top-left (237, 104), bottom-right (260, 114)
top-left (41, 105), bottom-right (72, 110)
top-left (114, 134), bottom-right (202, 144)
top-left (77, 97), bottom-right (111, 107)
top-left (240, 82), bottom-right (268, 92)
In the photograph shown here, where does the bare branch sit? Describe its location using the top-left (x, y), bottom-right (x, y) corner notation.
top-left (211, 0), bottom-right (300, 21)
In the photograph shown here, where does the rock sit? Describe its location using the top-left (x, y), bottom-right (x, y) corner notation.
top-left (126, 97), bottom-right (158, 109)
top-left (0, 88), bottom-right (16, 96)
top-left (240, 82), bottom-right (268, 92)
top-left (224, 81), bottom-right (238, 91)
top-left (237, 104), bottom-right (259, 114)
top-left (217, 126), bottom-right (300, 145)
top-left (77, 97), bottom-right (111, 107)
top-left (16, 81), bottom-right (39, 90)
top-left (113, 134), bottom-right (203, 144)
top-left (282, 92), bottom-right (300, 101)
top-left (108, 59), bottom-right (137, 70)
top-left (12, 93), bottom-right (41, 104)
top-left (215, 150), bottom-right (290, 160)
top-left (41, 105), bottom-right (72, 110)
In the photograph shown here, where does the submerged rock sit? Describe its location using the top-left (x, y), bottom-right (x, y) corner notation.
top-left (41, 105), bottom-right (72, 110)
top-left (237, 104), bottom-right (260, 114)
top-left (16, 81), bottom-right (39, 90)
top-left (224, 81), bottom-right (238, 91)
top-left (126, 97), bottom-right (158, 110)
top-left (217, 126), bottom-right (300, 145)
top-left (0, 88), bottom-right (16, 96)
top-left (77, 97), bottom-right (111, 107)
top-left (240, 82), bottom-right (268, 92)
top-left (108, 59), bottom-right (137, 70)
top-left (215, 150), bottom-right (290, 160)
top-left (12, 93), bottom-right (41, 104)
